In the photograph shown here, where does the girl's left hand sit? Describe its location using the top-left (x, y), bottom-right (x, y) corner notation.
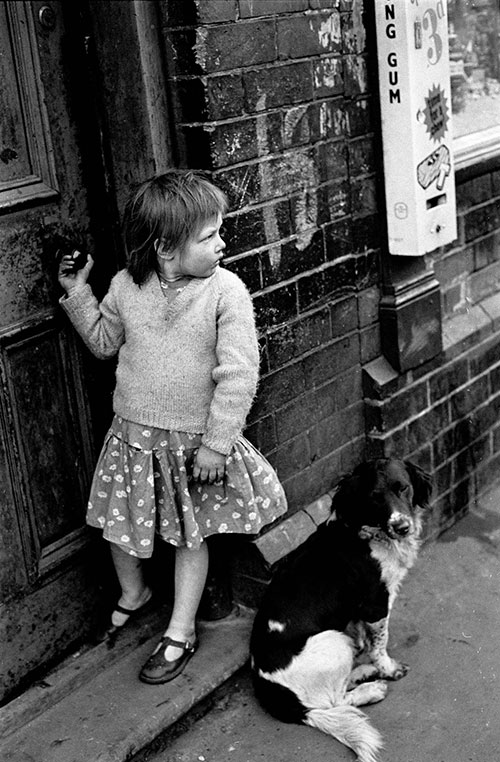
top-left (193, 444), bottom-right (226, 484)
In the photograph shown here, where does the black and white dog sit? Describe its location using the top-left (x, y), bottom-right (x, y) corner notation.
top-left (250, 459), bottom-right (432, 762)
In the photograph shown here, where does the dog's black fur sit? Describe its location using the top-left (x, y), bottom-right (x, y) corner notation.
top-left (250, 458), bottom-right (432, 762)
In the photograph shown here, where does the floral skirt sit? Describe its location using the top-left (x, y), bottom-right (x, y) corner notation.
top-left (86, 415), bottom-right (288, 557)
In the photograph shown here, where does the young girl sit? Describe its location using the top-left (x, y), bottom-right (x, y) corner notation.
top-left (58, 170), bottom-right (287, 684)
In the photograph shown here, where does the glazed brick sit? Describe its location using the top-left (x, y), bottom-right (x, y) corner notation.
top-left (433, 249), bottom-right (474, 285)
top-left (324, 219), bottom-right (352, 261)
top-left (469, 333), bottom-right (500, 377)
top-left (358, 286), bottom-right (379, 328)
top-left (407, 401), bottom-right (449, 452)
top-left (225, 255), bottom-right (262, 293)
top-left (352, 215), bottom-right (382, 256)
top-left (312, 56), bottom-right (344, 97)
top-left (344, 54), bottom-right (368, 97)
top-left (198, 21), bottom-right (277, 72)
top-left (244, 62), bottom-right (313, 111)
top-left (266, 308), bottom-right (332, 368)
top-left (345, 98), bottom-right (373, 137)
top-left (249, 362), bottom-right (307, 423)
top-left (464, 203), bottom-right (500, 243)
top-left (316, 141), bottom-right (348, 183)
top-left (470, 261), bottom-right (500, 304)
top-left (262, 230), bottom-right (324, 286)
top-left (208, 118), bottom-right (261, 167)
top-left (308, 402), bottom-right (364, 460)
top-left (277, 10), bottom-right (342, 60)
top-left (455, 175), bottom-right (493, 212)
top-left (331, 295), bottom-right (357, 336)
top-left (449, 376), bottom-right (490, 419)
top-left (196, 0), bottom-right (237, 23)
top-left (348, 136), bottom-right (375, 176)
top-left (276, 367), bottom-right (361, 442)
top-left (360, 323), bottom-right (380, 364)
top-left (302, 332), bottom-right (360, 387)
top-left (474, 232), bottom-right (500, 270)
top-left (240, 0), bottom-right (308, 16)
top-left (244, 414), bottom-right (278, 455)
top-left (280, 105), bottom-right (315, 149)
top-left (253, 282), bottom-right (298, 329)
top-left (350, 177), bottom-right (378, 217)
top-left (311, 101), bottom-right (346, 142)
top-left (273, 432), bottom-right (311, 481)
top-left (341, 9), bottom-right (367, 54)
top-left (223, 208), bottom-right (266, 254)
top-left (214, 163), bottom-right (260, 207)
top-left (383, 381), bottom-right (430, 431)
top-left (318, 181), bottom-right (351, 223)
top-left (206, 74), bottom-right (246, 120)
top-left (282, 449), bottom-right (343, 512)
top-left (430, 359), bottom-right (469, 404)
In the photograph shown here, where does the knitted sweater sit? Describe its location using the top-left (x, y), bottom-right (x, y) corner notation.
top-left (60, 267), bottom-right (260, 454)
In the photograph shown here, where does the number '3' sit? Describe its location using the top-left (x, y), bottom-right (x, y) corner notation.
top-left (423, 8), bottom-right (443, 65)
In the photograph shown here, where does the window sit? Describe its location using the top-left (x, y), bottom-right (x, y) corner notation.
top-left (448, 0), bottom-right (500, 168)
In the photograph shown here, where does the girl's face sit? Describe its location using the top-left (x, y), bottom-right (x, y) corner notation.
top-left (176, 213), bottom-right (226, 279)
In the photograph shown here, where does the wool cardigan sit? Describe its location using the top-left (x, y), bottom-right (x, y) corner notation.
top-left (61, 267), bottom-right (260, 455)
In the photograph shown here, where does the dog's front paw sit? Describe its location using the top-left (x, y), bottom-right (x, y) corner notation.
top-left (382, 660), bottom-right (409, 680)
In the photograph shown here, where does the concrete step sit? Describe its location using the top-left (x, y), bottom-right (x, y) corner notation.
top-left (0, 604), bottom-right (253, 762)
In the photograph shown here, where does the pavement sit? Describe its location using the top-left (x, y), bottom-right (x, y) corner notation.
top-left (2, 484), bottom-right (500, 762)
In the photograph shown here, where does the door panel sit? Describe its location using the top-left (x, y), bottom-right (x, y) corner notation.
top-left (0, 0), bottom-right (112, 703)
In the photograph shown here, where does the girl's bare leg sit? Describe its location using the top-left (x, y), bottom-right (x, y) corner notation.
top-left (162, 542), bottom-right (209, 660)
top-left (109, 543), bottom-right (151, 626)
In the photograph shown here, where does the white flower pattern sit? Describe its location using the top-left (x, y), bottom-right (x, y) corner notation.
top-left (86, 416), bottom-right (287, 558)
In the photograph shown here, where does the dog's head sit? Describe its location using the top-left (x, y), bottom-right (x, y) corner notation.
top-left (331, 458), bottom-right (432, 541)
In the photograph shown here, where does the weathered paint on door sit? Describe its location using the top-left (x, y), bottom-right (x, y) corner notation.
top-left (0, 0), bottom-right (115, 702)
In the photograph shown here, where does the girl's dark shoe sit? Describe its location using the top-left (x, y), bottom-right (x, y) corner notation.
top-left (139, 635), bottom-right (198, 684)
top-left (111, 588), bottom-right (153, 628)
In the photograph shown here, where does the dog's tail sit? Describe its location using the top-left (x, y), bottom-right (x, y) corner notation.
top-left (305, 705), bottom-right (383, 762)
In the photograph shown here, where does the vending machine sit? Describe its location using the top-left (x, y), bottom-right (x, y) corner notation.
top-left (375, 1), bottom-right (457, 256)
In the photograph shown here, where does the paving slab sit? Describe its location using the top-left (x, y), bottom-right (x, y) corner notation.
top-left (156, 490), bottom-right (500, 762)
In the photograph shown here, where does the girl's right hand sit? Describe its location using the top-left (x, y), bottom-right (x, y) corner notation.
top-left (58, 251), bottom-right (93, 295)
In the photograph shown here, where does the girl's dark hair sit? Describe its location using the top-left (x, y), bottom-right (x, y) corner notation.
top-left (124, 170), bottom-right (228, 285)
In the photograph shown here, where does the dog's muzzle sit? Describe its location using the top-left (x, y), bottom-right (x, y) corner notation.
top-left (388, 514), bottom-right (411, 537)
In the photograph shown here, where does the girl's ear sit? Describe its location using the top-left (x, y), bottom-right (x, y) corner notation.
top-left (154, 239), bottom-right (174, 260)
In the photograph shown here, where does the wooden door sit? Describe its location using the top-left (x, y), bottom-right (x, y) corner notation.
top-left (0, 0), bottom-right (119, 703)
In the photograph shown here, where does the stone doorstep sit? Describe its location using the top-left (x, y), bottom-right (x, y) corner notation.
top-left (0, 604), bottom-right (254, 762)
top-left (0, 494), bottom-right (334, 761)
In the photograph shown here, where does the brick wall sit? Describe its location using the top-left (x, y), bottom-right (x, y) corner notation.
top-left (158, 0), bottom-right (500, 597)
top-left (161, 0), bottom-right (379, 515)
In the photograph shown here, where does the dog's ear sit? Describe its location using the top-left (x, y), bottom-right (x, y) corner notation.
top-left (404, 460), bottom-right (433, 507)
top-left (330, 463), bottom-right (373, 524)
